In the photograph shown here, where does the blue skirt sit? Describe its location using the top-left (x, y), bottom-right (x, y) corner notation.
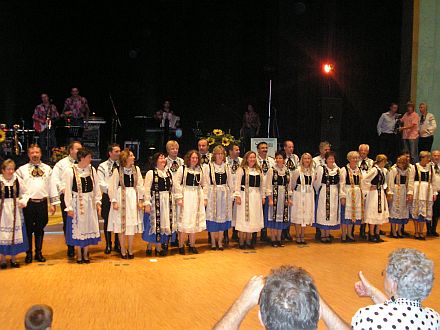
top-left (206, 220), bottom-right (231, 232)
top-left (313, 223), bottom-right (340, 230)
top-left (389, 218), bottom-right (408, 225)
top-left (266, 220), bottom-right (290, 230)
top-left (66, 216), bottom-right (101, 248)
top-left (142, 213), bottom-right (176, 244)
top-left (412, 215), bottom-right (428, 223)
top-left (340, 206), bottom-right (362, 225)
top-left (263, 196), bottom-right (269, 226)
top-left (0, 223), bottom-right (29, 256)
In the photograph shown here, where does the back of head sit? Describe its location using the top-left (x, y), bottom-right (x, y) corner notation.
top-left (25, 305), bottom-right (53, 330)
top-left (260, 266), bottom-right (319, 330)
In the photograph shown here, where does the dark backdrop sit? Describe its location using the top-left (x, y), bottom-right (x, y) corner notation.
top-left (0, 0), bottom-right (402, 160)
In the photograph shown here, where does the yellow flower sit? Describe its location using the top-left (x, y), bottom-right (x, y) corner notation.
top-left (222, 137), bottom-right (230, 146)
top-left (207, 137), bottom-right (216, 145)
top-left (0, 130), bottom-right (6, 143)
top-left (213, 129), bottom-right (224, 136)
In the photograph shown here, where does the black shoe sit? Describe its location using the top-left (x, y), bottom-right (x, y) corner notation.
top-left (120, 252), bottom-right (128, 259)
top-left (238, 244), bottom-right (245, 250)
top-left (347, 236), bottom-right (356, 242)
top-left (368, 234), bottom-right (378, 243)
top-left (300, 240), bottom-right (307, 245)
top-left (271, 241), bottom-right (279, 247)
top-left (76, 259), bottom-right (83, 264)
top-left (146, 249), bottom-right (152, 257)
top-left (83, 259), bottom-right (90, 264)
top-left (113, 244), bottom-right (121, 253)
top-left (278, 241), bottom-right (285, 247)
top-left (390, 234), bottom-right (399, 239)
top-left (218, 246), bottom-right (224, 251)
top-left (419, 235), bottom-right (426, 241)
top-left (10, 260), bottom-right (20, 268)
top-left (25, 252), bottom-right (32, 264)
top-left (34, 253), bottom-right (46, 263)
top-left (189, 246), bottom-right (199, 254)
top-left (67, 245), bottom-right (75, 258)
top-left (128, 253), bottom-right (134, 259)
top-left (379, 230), bottom-right (386, 235)
top-left (104, 245), bottom-right (111, 254)
top-left (315, 229), bottom-right (321, 241)
top-left (162, 243), bottom-right (169, 252)
top-left (0, 262), bottom-right (6, 269)
top-left (397, 232), bottom-right (404, 238)
top-left (179, 247), bottom-right (185, 255)
top-left (171, 239), bottom-right (179, 247)
top-left (247, 243), bottom-right (255, 250)
top-left (155, 249), bottom-right (167, 257)
top-left (433, 232), bottom-right (440, 237)
top-left (210, 246), bottom-right (217, 251)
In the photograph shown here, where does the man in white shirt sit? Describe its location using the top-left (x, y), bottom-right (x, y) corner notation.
top-left (312, 141), bottom-right (331, 168)
top-left (429, 149), bottom-right (440, 237)
top-left (227, 143), bottom-right (242, 243)
top-left (16, 145), bottom-right (58, 263)
top-left (377, 103), bottom-right (400, 163)
top-left (418, 102), bottom-right (437, 152)
top-left (50, 140), bottom-right (82, 257)
top-left (257, 142), bottom-right (275, 242)
top-left (198, 138), bottom-right (212, 165)
top-left (283, 140), bottom-right (300, 172)
top-left (97, 143), bottom-right (121, 254)
top-left (356, 144), bottom-right (374, 239)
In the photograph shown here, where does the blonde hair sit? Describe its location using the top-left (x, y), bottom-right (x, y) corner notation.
top-left (396, 155), bottom-right (409, 170)
top-left (166, 140), bottom-right (179, 152)
top-left (241, 151), bottom-right (262, 172)
top-left (419, 102), bottom-right (428, 110)
top-left (119, 148), bottom-right (134, 168)
top-left (300, 153), bottom-right (313, 168)
top-left (211, 145), bottom-right (226, 163)
top-left (374, 154), bottom-right (388, 165)
top-left (419, 151), bottom-right (431, 160)
top-left (347, 151), bottom-right (360, 161)
top-left (1, 159), bottom-right (16, 171)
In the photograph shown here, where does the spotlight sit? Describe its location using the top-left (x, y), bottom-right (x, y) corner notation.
top-left (322, 63), bottom-right (334, 74)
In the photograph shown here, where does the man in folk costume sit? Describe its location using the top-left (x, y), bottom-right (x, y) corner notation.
top-left (256, 142), bottom-right (275, 243)
top-left (227, 143), bottom-right (242, 241)
top-left (283, 140), bottom-right (299, 241)
top-left (428, 150), bottom-right (440, 237)
top-left (97, 143), bottom-right (121, 254)
top-left (50, 140), bottom-right (82, 258)
top-left (16, 145), bottom-right (58, 263)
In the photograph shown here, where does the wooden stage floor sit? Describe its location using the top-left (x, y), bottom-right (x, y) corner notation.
top-left (0, 224), bottom-right (439, 330)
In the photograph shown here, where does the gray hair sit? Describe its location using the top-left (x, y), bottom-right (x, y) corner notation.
top-left (260, 265), bottom-right (319, 330)
top-left (25, 304), bottom-right (53, 330)
top-left (386, 248), bottom-right (434, 301)
top-left (347, 151), bottom-right (360, 161)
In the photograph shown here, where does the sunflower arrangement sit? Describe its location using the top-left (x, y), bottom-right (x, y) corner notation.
top-left (204, 129), bottom-right (240, 150)
top-left (50, 146), bottom-right (68, 164)
top-left (0, 129), bottom-right (6, 143)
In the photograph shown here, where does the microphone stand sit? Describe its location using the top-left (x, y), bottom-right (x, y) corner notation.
top-left (109, 93), bottom-right (122, 143)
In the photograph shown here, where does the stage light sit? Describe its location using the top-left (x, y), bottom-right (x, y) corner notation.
top-left (323, 63), bottom-right (334, 74)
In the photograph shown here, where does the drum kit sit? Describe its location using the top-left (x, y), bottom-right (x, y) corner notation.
top-left (0, 123), bottom-right (35, 156)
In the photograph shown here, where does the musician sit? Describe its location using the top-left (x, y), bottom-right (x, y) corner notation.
top-left (32, 93), bottom-right (59, 159)
top-left (16, 145), bottom-right (57, 264)
top-left (50, 140), bottom-right (82, 258)
top-left (155, 100), bottom-right (180, 129)
top-left (97, 143), bottom-right (121, 254)
top-left (62, 87), bottom-right (90, 128)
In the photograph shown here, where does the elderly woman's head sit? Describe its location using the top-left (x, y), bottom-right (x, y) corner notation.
top-left (385, 248), bottom-right (434, 301)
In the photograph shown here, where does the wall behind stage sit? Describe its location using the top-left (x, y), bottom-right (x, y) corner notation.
top-left (415, 0), bottom-right (440, 150)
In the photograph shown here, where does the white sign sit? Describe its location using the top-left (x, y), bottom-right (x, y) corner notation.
top-left (250, 138), bottom-right (278, 158)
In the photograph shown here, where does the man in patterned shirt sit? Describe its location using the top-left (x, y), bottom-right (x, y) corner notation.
top-left (62, 87), bottom-right (90, 128)
top-left (32, 93), bottom-right (59, 160)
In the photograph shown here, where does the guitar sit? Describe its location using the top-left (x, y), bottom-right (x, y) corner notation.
top-left (33, 118), bottom-right (51, 134)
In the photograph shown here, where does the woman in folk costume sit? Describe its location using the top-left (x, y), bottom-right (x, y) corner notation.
top-left (63, 148), bottom-right (102, 264)
top-left (314, 151), bottom-right (340, 243)
top-left (233, 151), bottom-right (265, 249)
top-left (204, 145), bottom-right (233, 251)
top-left (143, 152), bottom-right (176, 257)
top-left (387, 155), bottom-right (411, 238)
top-left (362, 154), bottom-right (389, 243)
top-left (266, 151), bottom-right (292, 247)
top-left (0, 159), bottom-right (29, 269)
top-left (108, 149), bottom-right (144, 259)
top-left (174, 150), bottom-right (208, 255)
top-left (408, 151), bottom-right (439, 240)
top-left (290, 153), bottom-right (315, 244)
top-left (339, 151), bottom-right (364, 242)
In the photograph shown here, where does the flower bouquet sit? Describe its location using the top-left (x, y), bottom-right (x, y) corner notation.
top-left (51, 146), bottom-right (68, 164)
top-left (204, 129), bottom-right (240, 150)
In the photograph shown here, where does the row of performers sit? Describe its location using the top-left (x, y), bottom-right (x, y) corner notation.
top-left (0, 140), bottom-right (438, 268)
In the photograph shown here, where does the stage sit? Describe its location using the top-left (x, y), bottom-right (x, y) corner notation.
top-left (0, 224), bottom-right (439, 330)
